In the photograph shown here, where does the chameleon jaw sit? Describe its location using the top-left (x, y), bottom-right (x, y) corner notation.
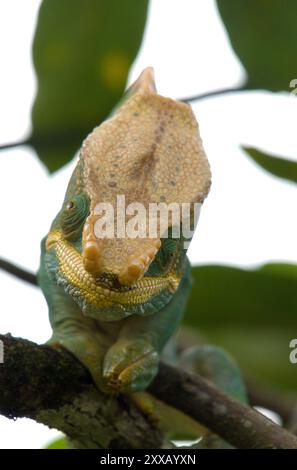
top-left (45, 230), bottom-right (180, 317)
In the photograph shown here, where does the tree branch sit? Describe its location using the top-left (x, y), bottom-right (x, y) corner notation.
top-left (150, 363), bottom-right (297, 449)
top-left (0, 334), bottom-right (163, 449)
top-left (247, 380), bottom-right (297, 427)
top-left (1, 334), bottom-right (297, 449)
top-left (0, 259), bottom-right (37, 286)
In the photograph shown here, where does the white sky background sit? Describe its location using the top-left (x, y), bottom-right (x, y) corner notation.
top-left (0, 0), bottom-right (296, 448)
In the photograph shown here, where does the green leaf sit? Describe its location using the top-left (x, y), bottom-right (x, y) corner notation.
top-left (217, 0), bottom-right (297, 91)
top-left (242, 147), bottom-right (297, 184)
top-left (31, 0), bottom-right (148, 172)
top-left (184, 264), bottom-right (297, 394)
top-left (45, 436), bottom-right (68, 449)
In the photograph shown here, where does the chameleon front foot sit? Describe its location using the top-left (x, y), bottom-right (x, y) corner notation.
top-left (102, 338), bottom-right (159, 394)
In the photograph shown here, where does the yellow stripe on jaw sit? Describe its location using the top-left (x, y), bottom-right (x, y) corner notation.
top-left (46, 230), bottom-right (63, 249)
top-left (47, 231), bottom-right (180, 309)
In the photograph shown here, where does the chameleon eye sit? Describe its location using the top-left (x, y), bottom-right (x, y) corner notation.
top-left (61, 194), bottom-right (89, 237)
top-left (66, 201), bottom-right (75, 210)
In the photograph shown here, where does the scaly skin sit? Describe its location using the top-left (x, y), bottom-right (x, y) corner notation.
top-left (38, 67), bottom-right (211, 399)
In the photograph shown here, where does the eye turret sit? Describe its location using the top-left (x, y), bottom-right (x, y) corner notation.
top-left (61, 194), bottom-right (89, 238)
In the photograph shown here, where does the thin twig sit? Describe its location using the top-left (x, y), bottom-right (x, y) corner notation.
top-left (0, 258), bottom-right (38, 286)
top-left (0, 139), bottom-right (30, 151)
top-left (0, 86), bottom-right (246, 154)
top-left (179, 85), bottom-right (246, 103)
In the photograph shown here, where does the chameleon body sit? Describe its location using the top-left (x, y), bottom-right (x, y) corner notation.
top-left (38, 68), bottom-right (211, 396)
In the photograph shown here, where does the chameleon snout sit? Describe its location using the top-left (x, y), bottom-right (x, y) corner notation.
top-left (82, 214), bottom-right (161, 286)
top-left (83, 241), bottom-right (160, 286)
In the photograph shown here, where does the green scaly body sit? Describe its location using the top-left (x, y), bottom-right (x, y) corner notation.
top-left (37, 69), bottom-right (246, 441)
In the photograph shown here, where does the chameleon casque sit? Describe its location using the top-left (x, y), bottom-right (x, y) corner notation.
top-left (38, 68), bottom-right (212, 411)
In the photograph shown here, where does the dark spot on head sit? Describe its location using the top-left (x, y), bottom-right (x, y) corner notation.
top-left (170, 181), bottom-right (176, 186)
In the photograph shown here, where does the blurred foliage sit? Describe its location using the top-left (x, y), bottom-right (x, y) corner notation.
top-left (214, 2), bottom-right (297, 393)
top-left (217, 0), bottom-right (297, 91)
top-left (31, 0), bottom-right (148, 172)
top-left (45, 436), bottom-right (68, 449)
top-left (184, 265), bottom-right (297, 394)
top-left (243, 147), bottom-right (297, 184)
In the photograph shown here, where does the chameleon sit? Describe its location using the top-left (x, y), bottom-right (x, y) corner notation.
top-left (38, 67), bottom-right (248, 440)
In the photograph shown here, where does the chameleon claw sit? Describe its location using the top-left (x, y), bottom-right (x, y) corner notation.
top-left (102, 339), bottom-right (159, 393)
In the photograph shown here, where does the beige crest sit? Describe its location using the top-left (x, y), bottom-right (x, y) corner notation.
top-left (81, 67), bottom-right (211, 285)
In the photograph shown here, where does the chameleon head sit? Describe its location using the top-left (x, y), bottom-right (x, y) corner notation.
top-left (45, 67), bottom-right (211, 321)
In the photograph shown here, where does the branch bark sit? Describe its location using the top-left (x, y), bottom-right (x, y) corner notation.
top-left (1, 334), bottom-right (297, 449)
top-left (247, 380), bottom-right (297, 427)
top-left (150, 363), bottom-right (297, 449)
top-left (0, 334), bottom-right (163, 449)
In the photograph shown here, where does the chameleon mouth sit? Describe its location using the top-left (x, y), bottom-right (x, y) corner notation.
top-left (46, 231), bottom-right (180, 312)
